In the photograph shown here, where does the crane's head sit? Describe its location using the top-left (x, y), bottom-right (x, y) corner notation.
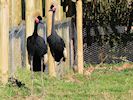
top-left (49, 4), bottom-right (56, 12)
top-left (35, 16), bottom-right (43, 24)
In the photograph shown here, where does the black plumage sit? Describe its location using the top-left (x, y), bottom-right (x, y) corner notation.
top-left (27, 16), bottom-right (47, 71)
top-left (47, 5), bottom-right (67, 63)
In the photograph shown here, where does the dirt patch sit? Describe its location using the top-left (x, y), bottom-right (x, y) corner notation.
top-left (64, 75), bottom-right (82, 83)
top-left (114, 63), bottom-right (133, 71)
top-left (84, 67), bottom-right (95, 76)
top-left (83, 63), bottom-right (133, 75)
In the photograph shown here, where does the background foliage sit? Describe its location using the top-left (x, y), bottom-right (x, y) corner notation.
top-left (83, 0), bottom-right (133, 47)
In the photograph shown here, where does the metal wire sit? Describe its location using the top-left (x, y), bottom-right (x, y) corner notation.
top-left (83, 27), bottom-right (133, 64)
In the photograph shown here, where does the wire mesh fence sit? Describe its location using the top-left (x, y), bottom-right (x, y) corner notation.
top-left (83, 27), bottom-right (133, 65)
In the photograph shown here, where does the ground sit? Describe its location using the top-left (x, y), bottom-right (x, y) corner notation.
top-left (0, 62), bottom-right (133, 100)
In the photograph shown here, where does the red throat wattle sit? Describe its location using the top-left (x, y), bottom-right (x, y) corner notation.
top-left (53, 6), bottom-right (56, 12)
top-left (35, 17), bottom-right (39, 24)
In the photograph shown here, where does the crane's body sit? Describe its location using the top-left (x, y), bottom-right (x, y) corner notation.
top-left (27, 16), bottom-right (47, 71)
top-left (47, 5), bottom-right (67, 64)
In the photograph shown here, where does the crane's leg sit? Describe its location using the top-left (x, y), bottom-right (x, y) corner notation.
top-left (41, 57), bottom-right (44, 96)
top-left (44, 53), bottom-right (48, 64)
top-left (56, 59), bottom-right (64, 79)
top-left (30, 56), bottom-right (34, 96)
top-left (28, 55), bottom-right (31, 65)
top-left (57, 47), bottom-right (67, 65)
top-left (57, 58), bottom-right (64, 65)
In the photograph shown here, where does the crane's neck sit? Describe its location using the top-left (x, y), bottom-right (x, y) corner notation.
top-left (51, 12), bottom-right (55, 34)
top-left (33, 22), bottom-right (38, 35)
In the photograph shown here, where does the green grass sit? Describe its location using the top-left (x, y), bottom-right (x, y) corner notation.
top-left (0, 66), bottom-right (133, 100)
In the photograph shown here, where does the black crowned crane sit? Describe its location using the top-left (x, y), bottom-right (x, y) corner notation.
top-left (47, 5), bottom-right (67, 64)
top-left (27, 16), bottom-right (48, 72)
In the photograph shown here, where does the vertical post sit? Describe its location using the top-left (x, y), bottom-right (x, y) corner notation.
top-left (9, 0), bottom-right (22, 73)
top-left (55, 0), bottom-right (63, 37)
top-left (76, 0), bottom-right (83, 74)
top-left (26, 0), bottom-right (35, 69)
top-left (45, 0), bottom-right (56, 76)
top-left (35, 0), bottom-right (43, 37)
top-left (55, 0), bottom-right (66, 77)
top-left (35, 0), bottom-right (43, 16)
top-left (56, 0), bottom-right (63, 19)
top-left (63, 18), bottom-right (70, 69)
top-left (0, 0), bottom-right (9, 84)
top-left (40, 0), bottom-right (43, 16)
top-left (9, 0), bottom-right (21, 28)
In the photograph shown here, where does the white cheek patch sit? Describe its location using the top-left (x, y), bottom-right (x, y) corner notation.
top-left (63, 48), bottom-right (67, 58)
top-left (131, 26), bottom-right (133, 33)
top-left (44, 53), bottom-right (48, 64)
top-left (66, 5), bottom-right (68, 12)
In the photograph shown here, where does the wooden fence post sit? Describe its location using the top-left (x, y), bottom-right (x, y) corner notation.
top-left (9, 0), bottom-right (22, 73)
top-left (26, 0), bottom-right (35, 69)
top-left (76, 0), bottom-right (83, 74)
top-left (62, 18), bottom-right (70, 71)
top-left (0, 0), bottom-right (9, 84)
top-left (55, 0), bottom-right (63, 37)
top-left (35, 0), bottom-right (43, 16)
top-left (45, 0), bottom-right (56, 76)
top-left (9, 0), bottom-right (21, 28)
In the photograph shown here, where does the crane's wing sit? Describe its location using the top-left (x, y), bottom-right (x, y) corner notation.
top-left (27, 36), bottom-right (34, 56)
top-left (60, 38), bottom-right (66, 47)
top-left (36, 36), bottom-right (47, 56)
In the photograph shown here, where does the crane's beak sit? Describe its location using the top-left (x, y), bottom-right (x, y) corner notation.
top-left (49, 9), bottom-right (53, 11)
